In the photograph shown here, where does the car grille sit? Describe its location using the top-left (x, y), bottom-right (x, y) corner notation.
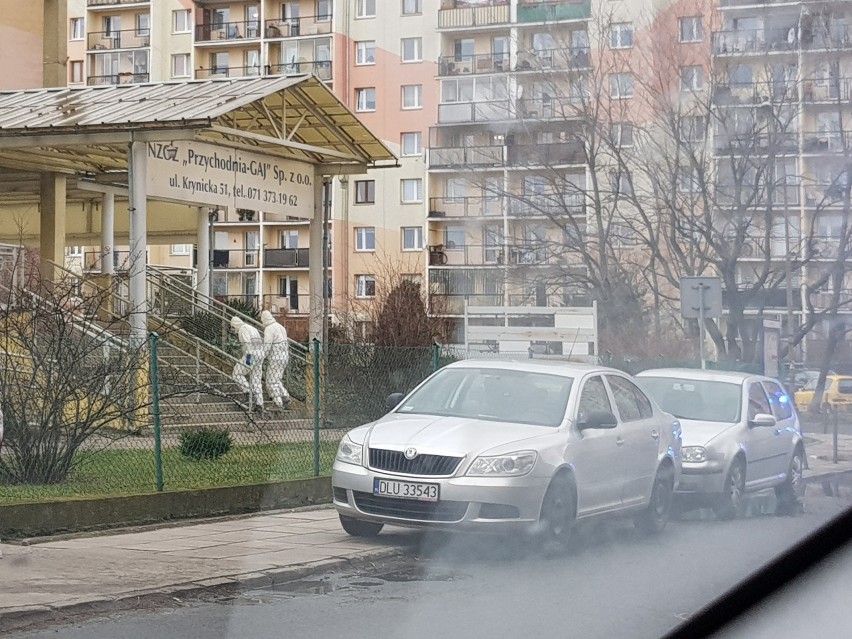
top-left (353, 491), bottom-right (469, 522)
top-left (369, 448), bottom-right (463, 476)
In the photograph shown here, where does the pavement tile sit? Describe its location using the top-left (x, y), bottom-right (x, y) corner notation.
top-left (110, 539), bottom-right (232, 552)
top-left (163, 543), bottom-right (302, 560)
top-left (189, 530), bottom-right (286, 543)
top-left (272, 531), bottom-right (357, 546)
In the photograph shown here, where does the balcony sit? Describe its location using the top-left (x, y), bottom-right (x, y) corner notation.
top-left (438, 2), bottom-right (510, 30)
top-left (506, 142), bottom-right (585, 166)
top-left (429, 145), bottom-right (505, 168)
top-left (803, 78), bottom-right (852, 103)
top-left (263, 15), bottom-right (332, 38)
top-left (515, 47), bottom-right (590, 71)
top-left (88, 28), bottom-right (150, 50)
top-left (429, 196), bottom-right (503, 218)
top-left (267, 60), bottom-right (332, 81)
top-left (431, 294), bottom-right (504, 314)
top-left (212, 249), bottom-right (260, 269)
top-left (712, 28), bottom-right (798, 55)
top-left (507, 194), bottom-right (585, 217)
top-left (713, 131), bottom-right (799, 154)
top-left (439, 53), bottom-right (510, 76)
top-left (712, 81), bottom-right (797, 106)
top-left (802, 131), bottom-right (852, 154)
top-left (429, 243), bottom-right (506, 266)
top-left (723, 288), bottom-right (803, 311)
top-left (196, 20), bottom-right (261, 43)
top-left (264, 248), bottom-right (310, 268)
top-left (438, 99), bottom-right (512, 123)
top-left (516, 96), bottom-right (584, 119)
top-left (87, 72), bottom-right (149, 85)
top-left (804, 25), bottom-right (852, 51)
top-left (88, 0), bottom-right (149, 6)
top-left (262, 293), bottom-right (310, 315)
top-left (196, 65), bottom-right (262, 79)
top-left (517, 0), bottom-right (591, 23)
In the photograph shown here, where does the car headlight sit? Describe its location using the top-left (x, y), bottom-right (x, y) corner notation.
top-left (682, 446), bottom-right (707, 463)
top-left (336, 436), bottom-right (363, 465)
top-left (467, 451), bottom-right (537, 477)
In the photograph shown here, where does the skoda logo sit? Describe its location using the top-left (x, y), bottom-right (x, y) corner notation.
top-left (404, 447), bottom-right (418, 460)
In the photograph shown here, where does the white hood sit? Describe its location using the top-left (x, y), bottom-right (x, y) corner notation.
top-left (261, 310), bottom-right (275, 327)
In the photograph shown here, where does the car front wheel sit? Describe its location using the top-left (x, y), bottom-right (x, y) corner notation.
top-left (775, 447), bottom-right (805, 516)
top-left (635, 464), bottom-right (675, 534)
top-left (714, 458), bottom-right (746, 520)
top-left (538, 474), bottom-right (577, 554)
top-left (339, 514), bottom-right (384, 537)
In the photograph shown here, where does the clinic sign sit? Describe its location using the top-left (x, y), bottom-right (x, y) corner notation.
top-left (146, 140), bottom-right (315, 219)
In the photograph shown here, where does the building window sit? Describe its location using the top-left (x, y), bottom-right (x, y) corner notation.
top-left (70, 60), bottom-right (85, 84)
top-left (611, 171), bottom-right (634, 196)
top-left (611, 122), bottom-right (634, 147)
top-left (171, 54), bottom-right (190, 78)
top-left (401, 37), bottom-right (422, 62)
top-left (355, 87), bottom-right (376, 111)
top-left (402, 84), bottom-right (422, 109)
top-left (402, 227), bottom-right (424, 251)
top-left (173, 9), bottom-right (191, 33)
top-left (211, 51), bottom-right (230, 75)
top-left (171, 244), bottom-right (192, 255)
top-left (280, 230), bottom-right (299, 249)
top-left (401, 132), bottom-right (422, 156)
top-left (70, 17), bottom-right (85, 41)
top-left (356, 275), bottom-right (376, 298)
top-left (355, 180), bottom-right (375, 204)
top-left (609, 22), bottom-right (634, 49)
top-left (401, 178), bottom-right (423, 203)
top-left (136, 13), bottom-right (150, 37)
top-left (356, 41), bottom-right (376, 65)
top-left (610, 73), bottom-right (634, 99)
top-left (316, 0), bottom-right (331, 21)
top-left (356, 0), bottom-right (376, 18)
top-left (680, 115), bottom-right (706, 142)
top-left (681, 66), bottom-right (704, 91)
top-left (444, 226), bottom-right (466, 248)
top-left (67, 246), bottom-right (83, 257)
top-left (402, 0), bottom-right (422, 15)
top-left (104, 16), bottom-right (121, 37)
top-left (679, 16), bottom-right (703, 43)
top-left (355, 227), bottom-right (376, 252)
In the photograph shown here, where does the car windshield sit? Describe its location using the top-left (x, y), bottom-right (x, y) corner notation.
top-left (637, 377), bottom-right (742, 423)
top-left (396, 367), bottom-right (573, 427)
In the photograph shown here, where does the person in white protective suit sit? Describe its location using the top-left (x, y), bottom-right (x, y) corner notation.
top-left (260, 310), bottom-right (291, 408)
top-left (230, 316), bottom-right (265, 410)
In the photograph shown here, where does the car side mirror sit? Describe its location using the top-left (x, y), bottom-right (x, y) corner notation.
top-left (579, 410), bottom-right (618, 430)
top-left (749, 413), bottom-right (777, 428)
top-left (385, 392), bottom-right (405, 411)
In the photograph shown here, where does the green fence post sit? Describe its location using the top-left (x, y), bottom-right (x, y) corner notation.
top-left (149, 332), bottom-right (164, 492)
top-left (432, 342), bottom-right (440, 372)
top-left (313, 338), bottom-right (321, 477)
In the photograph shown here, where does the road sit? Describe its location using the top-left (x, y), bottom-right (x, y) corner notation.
top-left (10, 480), bottom-right (852, 639)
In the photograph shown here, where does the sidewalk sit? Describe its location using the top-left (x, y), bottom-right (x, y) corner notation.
top-left (0, 507), bottom-right (415, 632)
top-left (804, 431), bottom-right (852, 478)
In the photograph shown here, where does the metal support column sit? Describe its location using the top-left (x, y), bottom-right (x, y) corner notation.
top-left (128, 139), bottom-right (148, 345)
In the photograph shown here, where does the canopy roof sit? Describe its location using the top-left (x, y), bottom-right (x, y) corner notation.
top-left (0, 75), bottom-right (396, 176)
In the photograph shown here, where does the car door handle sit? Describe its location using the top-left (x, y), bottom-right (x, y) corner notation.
top-left (651, 430), bottom-right (660, 440)
top-left (616, 437), bottom-right (625, 446)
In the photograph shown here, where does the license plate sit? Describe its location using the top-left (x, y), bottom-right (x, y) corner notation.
top-left (373, 478), bottom-right (439, 502)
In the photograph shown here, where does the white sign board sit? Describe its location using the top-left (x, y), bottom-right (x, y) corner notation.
top-left (146, 140), bottom-right (316, 219)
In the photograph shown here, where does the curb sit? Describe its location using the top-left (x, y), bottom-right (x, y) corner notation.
top-left (0, 546), bottom-right (405, 634)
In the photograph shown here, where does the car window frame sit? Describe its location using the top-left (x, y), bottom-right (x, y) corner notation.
top-left (605, 374), bottom-right (648, 422)
top-left (576, 374), bottom-right (616, 425)
top-left (747, 381), bottom-right (773, 420)
top-left (762, 379), bottom-right (793, 421)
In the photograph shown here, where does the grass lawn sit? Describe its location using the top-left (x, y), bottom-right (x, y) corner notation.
top-left (0, 441), bottom-right (339, 504)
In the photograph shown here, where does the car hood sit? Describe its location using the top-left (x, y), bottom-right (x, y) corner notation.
top-left (678, 419), bottom-right (738, 448)
top-left (356, 413), bottom-right (554, 456)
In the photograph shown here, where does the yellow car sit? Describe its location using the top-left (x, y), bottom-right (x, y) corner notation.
top-left (794, 375), bottom-right (852, 413)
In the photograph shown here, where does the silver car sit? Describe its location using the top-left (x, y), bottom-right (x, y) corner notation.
top-left (332, 360), bottom-right (682, 548)
top-left (635, 369), bottom-right (806, 519)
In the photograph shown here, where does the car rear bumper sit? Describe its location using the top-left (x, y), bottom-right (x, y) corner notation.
top-left (332, 461), bottom-right (550, 532)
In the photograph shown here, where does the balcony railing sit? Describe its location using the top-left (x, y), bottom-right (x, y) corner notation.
top-left (439, 52), bottom-right (511, 76)
top-left (805, 25), bottom-right (852, 51)
top-left (508, 194), bottom-right (585, 216)
top-left (723, 287), bottom-right (803, 311)
top-left (438, 2), bottom-right (510, 29)
top-left (516, 96), bottom-right (584, 119)
top-left (802, 131), bottom-right (852, 153)
top-left (87, 73), bottom-right (149, 85)
top-left (517, 0), bottom-right (592, 23)
top-left (262, 293), bottom-right (311, 314)
top-left (88, 28), bottom-right (150, 50)
top-left (506, 142), bottom-right (585, 166)
top-left (196, 20), bottom-right (261, 43)
top-left (88, 0), bottom-right (148, 6)
top-left (713, 131), bottom-right (799, 154)
top-left (438, 99), bottom-right (513, 123)
top-left (429, 145), bottom-right (505, 168)
top-left (712, 81), bottom-right (797, 105)
top-left (264, 248), bottom-right (310, 268)
top-left (429, 196), bottom-right (503, 218)
top-left (805, 183), bottom-right (850, 207)
top-left (810, 289), bottom-right (852, 309)
top-left (196, 65), bottom-right (262, 79)
top-left (803, 78), bottom-right (852, 102)
top-left (712, 28), bottom-right (798, 55)
top-left (430, 294), bottom-right (504, 314)
top-left (429, 243), bottom-right (506, 266)
top-left (263, 15), bottom-right (332, 38)
top-left (211, 249), bottom-right (260, 269)
top-left (515, 47), bottom-right (590, 71)
top-left (267, 60), bottom-right (332, 80)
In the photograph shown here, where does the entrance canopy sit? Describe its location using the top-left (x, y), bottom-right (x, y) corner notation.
top-left (0, 74), bottom-right (396, 185)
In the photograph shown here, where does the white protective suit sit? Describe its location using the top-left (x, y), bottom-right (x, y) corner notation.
top-left (230, 316), bottom-right (265, 408)
top-left (261, 310), bottom-right (291, 407)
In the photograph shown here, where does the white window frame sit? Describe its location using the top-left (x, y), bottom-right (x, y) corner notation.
top-left (610, 73), bottom-right (634, 99)
top-left (354, 179), bottom-right (375, 204)
top-left (356, 0), bottom-right (376, 18)
top-left (402, 0), bottom-right (422, 15)
top-left (70, 17), bottom-right (85, 41)
top-left (401, 132), bottom-right (422, 156)
top-left (136, 13), bottom-right (150, 37)
top-left (171, 53), bottom-right (190, 78)
top-left (401, 84), bottom-right (422, 109)
top-left (355, 227), bottom-right (376, 252)
top-left (401, 37), bottom-right (422, 63)
top-left (355, 41), bottom-right (376, 65)
top-left (355, 87), bottom-right (376, 112)
top-left (173, 9), bottom-right (191, 33)
top-left (681, 66), bottom-right (705, 91)
top-left (171, 244), bottom-right (192, 255)
top-left (679, 16), bottom-right (703, 43)
top-left (611, 122), bottom-right (634, 147)
top-left (356, 275), bottom-right (376, 298)
top-left (70, 60), bottom-right (85, 84)
top-left (401, 178), bottom-right (423, 203)
top-left (402, 227), bottom-right (424, 251)
top-left (610, 22), bottom-right (634, 49)
top-left (67, 246), bottom-right (83, 257)
top-left (316, 0), bottom-right (332, 21)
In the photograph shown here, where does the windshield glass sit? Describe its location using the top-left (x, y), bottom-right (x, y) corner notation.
top-left (396, 367), bottom-right (573, 427)
top-left (637, 377), bottom-right (742, 423)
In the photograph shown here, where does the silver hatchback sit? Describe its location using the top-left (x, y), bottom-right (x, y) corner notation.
top-left (636, 369), bottom-right (806, 518)
top-left (332, 360), bottom-right (682, 548)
